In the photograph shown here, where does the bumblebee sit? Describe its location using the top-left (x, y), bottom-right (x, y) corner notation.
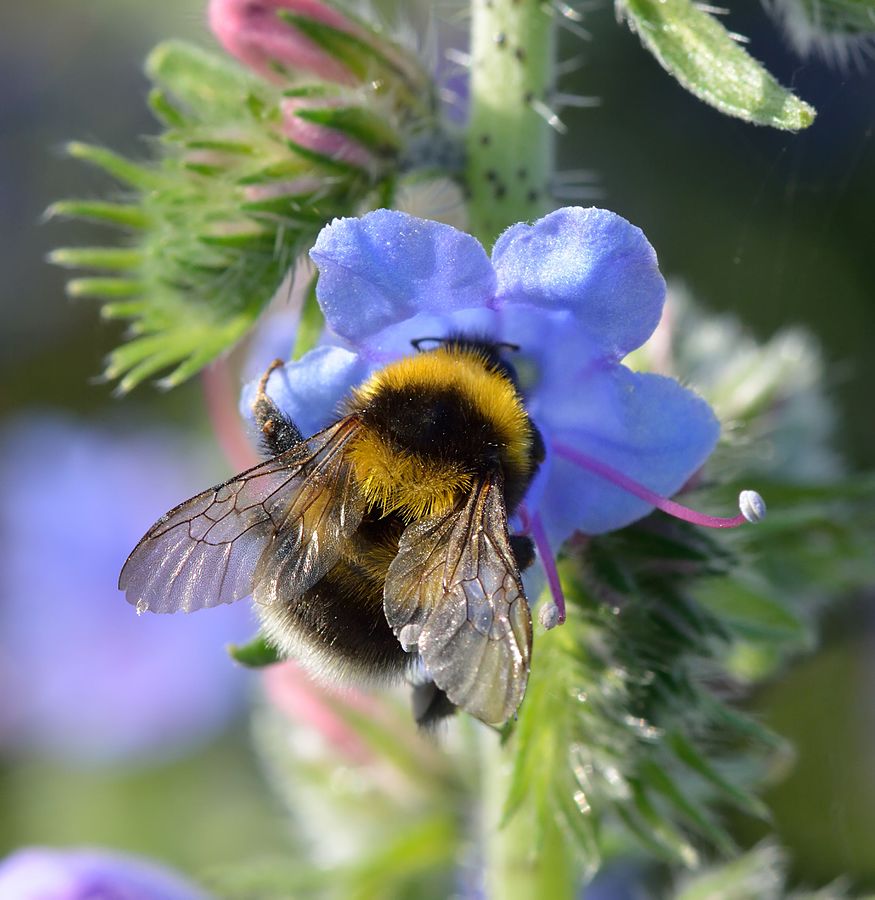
top-left (120, 336), bottom-right (544, 726)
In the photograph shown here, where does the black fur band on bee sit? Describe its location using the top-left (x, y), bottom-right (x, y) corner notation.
top-left (119, 337), bottom-right (544, 727)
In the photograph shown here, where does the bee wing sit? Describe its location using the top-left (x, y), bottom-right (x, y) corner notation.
top-left (384, 473), bottom-right (533, 726)
top-left (252, 418), bottom-right (365, 606)
top-left (120, 417), bottom-right (364, 614)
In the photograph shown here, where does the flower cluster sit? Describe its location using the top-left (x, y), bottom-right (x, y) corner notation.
top-left (51, 0), bottom-right (447, 392)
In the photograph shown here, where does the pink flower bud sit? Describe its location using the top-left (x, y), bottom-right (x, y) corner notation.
top-left (281, 96), bottom-right (374, 170)
top-left (209, 0), bottom-right (362, 85)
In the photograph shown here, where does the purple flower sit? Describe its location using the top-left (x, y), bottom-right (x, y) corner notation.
top-left (0, 846), bottom-right (212, 900)
top-left (0, 415), bottom-right (252, 765)
top-left (242, 207), bottom-right (762, 623)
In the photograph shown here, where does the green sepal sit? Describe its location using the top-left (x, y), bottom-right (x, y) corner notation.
top-left (148, 88), bottom-right (189, 129)
top-left (66, 142), bottom-right (162, 189)
top-left (276, 12), bottom-right (409, 89)
top-left (146, 40), bottom-right (267, 120)
top-left (227, 634), bottom-right (282, 668)
top-left (618, 0), bottom-right (816, 130)
top-left (47, 200), bottom-right (148, 229)
top-left (66, 277), bottom-right (142, 298)
top-left (285, 138), bottom-right (369, 173)
top-left (294, 105), bottom-right (401, 157)
top-left (49, 247), bottom-right (142, 271)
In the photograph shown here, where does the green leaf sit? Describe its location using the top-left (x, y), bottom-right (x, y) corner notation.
top-left (228, 635), bottom-right (282, 668)
top-left (618, 0), bottom-right (816, 130)
top-left (667, 731), bottom-right (771, 821)
top-left (636, 760), bottom-right (736, 855)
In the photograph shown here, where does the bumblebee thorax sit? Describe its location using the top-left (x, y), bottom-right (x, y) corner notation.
top-left (346, 346), bottom-right (534, 521)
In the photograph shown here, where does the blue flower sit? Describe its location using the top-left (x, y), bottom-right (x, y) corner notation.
top-left (240, 207), bottom-right (758, 622)
top-left (0, 415), bottom-right (252, 765)
top-left (0, 847), bottom-right (212, 900)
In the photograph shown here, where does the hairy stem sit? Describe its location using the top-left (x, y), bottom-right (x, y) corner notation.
top-left (467, 2), bottom-right (568, 891)
top-left (466, 0), bottom-right (555, 245)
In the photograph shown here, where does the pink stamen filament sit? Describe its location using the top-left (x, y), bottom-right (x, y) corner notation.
top-left (522, 505), bottom-right (567, 625)
top-left (552, 441), bottom-right (749, 529)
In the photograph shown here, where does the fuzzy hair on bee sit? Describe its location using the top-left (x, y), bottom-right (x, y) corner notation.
top-left (119, 336), bottom-right (544, 726)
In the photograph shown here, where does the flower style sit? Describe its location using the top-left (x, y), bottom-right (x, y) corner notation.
top-left (242, 207), bottom-right (763, 624)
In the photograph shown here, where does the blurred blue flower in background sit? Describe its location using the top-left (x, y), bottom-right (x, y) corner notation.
top-left (0, 414), bottom-right (253, 766)
top-left (0, 846), bottom-right (213, 900)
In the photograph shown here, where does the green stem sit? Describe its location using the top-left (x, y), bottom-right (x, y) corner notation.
top-left (480, 729), bottom-right (576, 900)
top-left (467, 3), bottom-right (568, 892)
top-left (466, 0), bottom-right (555, 245)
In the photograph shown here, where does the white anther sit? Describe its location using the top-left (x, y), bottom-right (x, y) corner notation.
top-left (739, 490), bottom-right (767, 523)
top-left (539, 602), bottom-right (560, 630)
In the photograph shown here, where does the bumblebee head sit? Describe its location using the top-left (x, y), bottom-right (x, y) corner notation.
top-left (410, 333), bottom-right (522, 390)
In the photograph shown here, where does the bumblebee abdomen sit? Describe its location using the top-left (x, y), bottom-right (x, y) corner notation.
top-left (256, 556), bottom-right (408, 681)
top-left (346, 345), bottom-right (536, 520)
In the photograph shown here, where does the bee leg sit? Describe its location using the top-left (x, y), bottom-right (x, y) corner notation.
top-left (509, 534), bottom-right (536, 572)
top-left (411, 679), bottom-right (457, 729)
top-left (252, 359), bottom-right (304, 457)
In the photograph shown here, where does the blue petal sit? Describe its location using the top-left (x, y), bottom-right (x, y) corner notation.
top-left (347, 307), bottom-right (501, 363)
top-left (240, 346), bottom-right (372, 439)
top-left (536, 368), bottom-right (719, 540)
top-left (310, 210), bottom-right (497, 342)
top-left (492, 207), bottom-right (665, 360)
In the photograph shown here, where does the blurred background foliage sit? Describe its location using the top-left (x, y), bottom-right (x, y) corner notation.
top-left (2, 0), bottom-right (875, 893)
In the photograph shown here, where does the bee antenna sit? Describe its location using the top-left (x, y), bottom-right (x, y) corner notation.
top-left (495, 341), bottom-right (520, 353)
